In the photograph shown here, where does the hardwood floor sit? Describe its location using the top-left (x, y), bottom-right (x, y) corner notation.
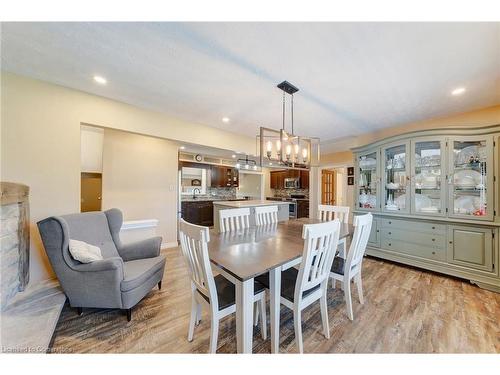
top-left (50, 248), bottom-right (500, 353)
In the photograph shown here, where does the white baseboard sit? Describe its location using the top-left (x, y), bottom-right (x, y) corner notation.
top-left (161, 241), bottom-right (178, 250)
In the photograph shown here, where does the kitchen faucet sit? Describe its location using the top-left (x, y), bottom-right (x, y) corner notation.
top-left (192, 188), bottom-right (201, 199)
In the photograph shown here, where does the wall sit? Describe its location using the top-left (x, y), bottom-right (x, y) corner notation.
top-left (238, 172), bottom-right (262, 199)
top-left (80, 125), bottom-right (104, 173)
top-left (1, 72), bottom-right (256, 282)
top-left (321, 105), bottom-right (500, 164)
top-left (101, 129), bottom-right (178, 247)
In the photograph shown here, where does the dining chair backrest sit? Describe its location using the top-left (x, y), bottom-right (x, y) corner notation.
top-left (219, 208), bottom-right (251, 233)
top-left (346, 213), bottom-right (373, 272)
top-left (179, 219), bottom-right (219, 310)
top-left (255, 205), bottom-right (278, 226)
top-left (318, 205), bottom-right (350, 223)
top-left (294, 219), bottom-right (341, 301)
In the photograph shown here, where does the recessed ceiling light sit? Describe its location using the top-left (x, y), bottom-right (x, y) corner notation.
top-left (222, 117), bottom-right (230, 123)
top-left (232, 154), bottom-right (236, 158)
top-left (451, 87), bottom-right (466, 96)
top-left (93, 75), bottom-right (107, 85)
top-left (180, 146), bottom-right (186, 150)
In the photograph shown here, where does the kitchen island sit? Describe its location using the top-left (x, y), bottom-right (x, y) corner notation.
top-left (213, 200), bottom-right (290, 232)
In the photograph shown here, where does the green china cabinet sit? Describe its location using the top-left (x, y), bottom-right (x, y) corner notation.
top-left (353, 124), bottom-right (500, 293)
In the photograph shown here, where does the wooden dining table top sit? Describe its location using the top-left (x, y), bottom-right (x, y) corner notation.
top-left (208, 218), bottom-right (353, 281)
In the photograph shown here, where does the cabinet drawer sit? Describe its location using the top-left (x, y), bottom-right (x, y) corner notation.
top-left (381, 228), bottom-right (446, 249)
top-left (381, 218), bottom-right (445, 234)
top-left (381, 238), bottom-right (446, 261)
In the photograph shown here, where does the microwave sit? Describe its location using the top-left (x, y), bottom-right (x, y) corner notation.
top-left (284, 177), bottom-right (300, 189)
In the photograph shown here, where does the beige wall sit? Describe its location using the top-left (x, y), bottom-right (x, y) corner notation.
top-left (321, 105), bottom-right (500, 164)
top-left (1, 72), bottom-right (255, 283)
top-left (101, 129), bottom-right (178, 247)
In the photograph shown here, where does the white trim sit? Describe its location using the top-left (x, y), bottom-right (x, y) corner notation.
top-left (161, 241), bottom-right (178, 249)
top-left (121, 219), bottom-right (159, 231)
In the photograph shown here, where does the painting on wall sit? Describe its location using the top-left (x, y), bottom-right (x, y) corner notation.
top-left (347, 167), bottom-right (354, 176)
top-left (348, 176), bottom-right (354, 186)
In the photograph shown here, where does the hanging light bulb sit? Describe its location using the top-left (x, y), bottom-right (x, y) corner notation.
top-left (266, 141), bottom-right (273, 158)
top-left (236, 163), bottom-right (240, 169)
top-left (302, 148), bottom-right (308, 163)
top-left (253, 165), bottom-right (257, 170)
top-left (294, 143), bottom-right (300, 157)
top-left (245, 164), bottom-right (249, 169)
top-left (285, 144), bottom-right (292, 161)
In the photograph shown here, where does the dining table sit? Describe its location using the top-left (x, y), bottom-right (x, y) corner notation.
top-left (208, 217), bottom-right (353, 354)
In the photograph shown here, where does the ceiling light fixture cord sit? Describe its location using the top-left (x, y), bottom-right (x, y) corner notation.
top-left (291, 94), bottom-right (294, 135)
top-left (282, 91), bottom-right (285, 131)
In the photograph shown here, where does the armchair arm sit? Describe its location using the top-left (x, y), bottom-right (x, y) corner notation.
top-left (117, 236), bottom-right (162, 261)
top-left (66, 257), bottom-right (125, 308)
top-left (73, 257), bottom-right (124, 274)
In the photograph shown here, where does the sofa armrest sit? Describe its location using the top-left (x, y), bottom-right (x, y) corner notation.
top-left (117, 236), bottom-right (162, 261)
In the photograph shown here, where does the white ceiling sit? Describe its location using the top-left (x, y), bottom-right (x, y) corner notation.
top-left (2, 22), bottom-right (499, 152)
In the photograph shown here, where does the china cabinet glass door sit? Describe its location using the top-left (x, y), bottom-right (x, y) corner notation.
top-left (382, 142), bottom-right (410, 213)
top-left (448, 136), bottom-right (494, 221)
top-left (411, 138), bottom-right (446, 216)
top-left (357, 150), bottom-right (379, 211)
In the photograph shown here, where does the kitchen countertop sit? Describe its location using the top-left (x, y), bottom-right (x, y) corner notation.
top-left (267, 197), bottom-right (309, 201)
top-left (213, 199), bottom-right (290, 208)
top-left (181, 197), bottom-right (248, 203)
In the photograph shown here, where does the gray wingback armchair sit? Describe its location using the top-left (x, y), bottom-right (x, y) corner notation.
top-left (37, 208), bottom-right (166, 321)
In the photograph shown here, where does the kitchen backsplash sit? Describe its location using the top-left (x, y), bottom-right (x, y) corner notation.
top-left (272, 188), bottom-right (309, 199)
top-left (181, 187), bottom-right (237, 201)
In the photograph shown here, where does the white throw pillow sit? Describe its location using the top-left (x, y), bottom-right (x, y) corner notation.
top-left (69, 239), bottom-right (103, 263)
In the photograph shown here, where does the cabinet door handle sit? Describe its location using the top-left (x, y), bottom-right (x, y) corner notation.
top-left (432, 238), bottom-right (435, 242)
top-left (388, 232), bottom-right (392, 235)
top-left (432, 251), bottom-right (436, 255)
top-left (388, 221), bottom-right (392, 224)
top-left (449, 241), bottom-right (453, 244)
top-left (432, 226), bottom-right (435, 230)
top-left (388, 243), bottom-right (391, 246)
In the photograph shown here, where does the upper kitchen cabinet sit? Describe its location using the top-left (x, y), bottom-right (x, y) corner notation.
top-left (269, 169), bottom-right (309, 189)
top-left (410, 137), bottom-right (447, 217)
top-left (300, 170), bottom-right (309, 189)
top-left (353, 125), bottom-right (499, 223)
top-left (382, 141), bottom-right (411, 213)
top-left (448, 135), bottom-right (494, 221)
top-left (211, 165), bottom-right (239, 188)
top-left (356, 150), bottom-right (380, 211)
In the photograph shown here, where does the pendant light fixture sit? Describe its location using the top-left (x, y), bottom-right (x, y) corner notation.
top-left (258, 81), bottom-right (320, 170)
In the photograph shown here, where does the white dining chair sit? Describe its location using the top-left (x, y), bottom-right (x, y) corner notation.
top-left (219, 207), bottom-right (251, 233)
top-left (179, 219), bottom-right (267, 353)
top-left (318, 205), bottom-right (350, 257)
top-left (255, 205), bottom-right (278, 226)
top-left (329, 213), bottom-right (372, 320)
top-left (256, 219), bottom-right (340, 353)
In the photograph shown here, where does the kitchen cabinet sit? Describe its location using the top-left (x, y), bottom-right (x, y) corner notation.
top-left (353, 124), bottom-right (500, 292)
top-left (381, 140), bottom-right (411, 214)
top-left (181, 201), bottom-right (214, 227)
top-left (296, 200), bottom-right (309, 218)
top-left (410, 137), bottom-right (446, 217)
top-left (300, 170), bottom-right (309, 189)
top-left (447, 135), bottom-right (494, 221)
top-left (356, 149), bottom-right (380, 211)
top-left (211, 166), bottom-right (239, 188)
top-left (447, 225), bottom-right (494, 272)
top-left (269, 169), bottom-right (309, 189)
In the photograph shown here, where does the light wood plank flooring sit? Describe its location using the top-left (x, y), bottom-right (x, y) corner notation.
top-left (50, 248), bottom-right (500, 353)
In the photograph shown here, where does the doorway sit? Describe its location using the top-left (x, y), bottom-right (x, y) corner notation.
top-left (321, 169), bottom-right (336, 205)
top-left (81, 172), bottom-right (102, 212)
